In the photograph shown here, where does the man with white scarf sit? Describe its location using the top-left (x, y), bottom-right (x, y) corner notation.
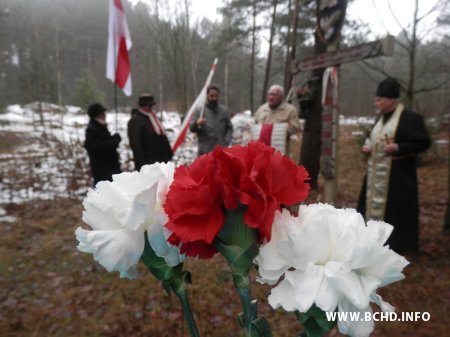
top-left (128, 94), bottom-right (173, 170)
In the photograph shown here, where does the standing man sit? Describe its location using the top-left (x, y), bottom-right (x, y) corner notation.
top-left (128, 94), bottom-right (173, 171)
top-left (84, 103), bottom-right (122, 186)
top-left (357, 78), bottom-right (431, 253)
top-left (189, 85), bottom-right (233, 156)
top-left (255, 84), bottom-right (301, 152)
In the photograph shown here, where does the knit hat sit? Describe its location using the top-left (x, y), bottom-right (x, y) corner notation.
top-left (375, 78), bottom-right (400, 98)
top-left (87, 103), bottom-right (107, 119)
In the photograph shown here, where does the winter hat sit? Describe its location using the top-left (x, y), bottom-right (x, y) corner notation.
top-left (88, 103), bottom-right (107, 119)
top-left (138, 93), bottom-right (156, 106)
top-left (375, 78), bottom-right (400, 98)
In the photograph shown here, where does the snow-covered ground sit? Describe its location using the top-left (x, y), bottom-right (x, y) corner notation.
top-left (0, 103), bottom-right (194, 207)
top-left (0, 102), bottom-right (446, 212)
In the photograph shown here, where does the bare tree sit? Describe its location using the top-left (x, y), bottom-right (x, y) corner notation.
top-left (363, 0), bottom-right (450, 109)
top-left (283, 0), bottom-right (301, 93)
top-left (249, 0), bottom-right (258, 113)
top-left (261, 0), bottom-right (279, 104)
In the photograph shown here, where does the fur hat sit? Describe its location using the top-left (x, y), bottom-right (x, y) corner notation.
top-left (376, 78), bottom-right (400, 98)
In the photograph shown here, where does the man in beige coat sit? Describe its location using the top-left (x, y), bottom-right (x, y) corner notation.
top-left (255, 84), bottom-right (300, 134)
top-left (255, 84), bottom-right (300, 154)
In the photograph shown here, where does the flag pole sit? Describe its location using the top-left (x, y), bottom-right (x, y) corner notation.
top-left (112, 1), bottom-right (119, 132)
top-left (114, 81), bottom-right (118, 132)
top-left (199, 103), bottom-right (205, 120)
top-left (107, 0), bottom-right (132, 132)
top-left (171, 58), bottom-right (218, 153)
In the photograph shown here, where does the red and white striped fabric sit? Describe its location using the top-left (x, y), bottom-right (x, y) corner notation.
top-left (106, 0), bottom-right (132, 96)
top-left (171, 58), bottom-right (218, 153)
top-left (250, 123), bottom-right (288, 154)
top-left (140, 110), bottom-right (165, 135)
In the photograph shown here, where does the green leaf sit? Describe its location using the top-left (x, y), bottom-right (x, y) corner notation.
top-left (140, 233), bottom-right (185, 293)
top-left (249, 317), bottom-right (274, 337)
top-left (216, 207), bottom-right (259, 251)
top-left (215, 240), bottom-right (258, 275)
top-left (296, 305), bottom-right (336, 337)
top-left (237, 312), bottom-right (246, 327)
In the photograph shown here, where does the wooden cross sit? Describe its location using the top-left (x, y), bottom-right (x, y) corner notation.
top-left (292, 35), bottom-right (394, 205)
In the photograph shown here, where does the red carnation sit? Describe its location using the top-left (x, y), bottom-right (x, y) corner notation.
top-left (164, 141), bottom-right (310, 259)
top-left (164, 153), bottom-right (224, 258)
top-left (215, 141), bottom-right (310, 242)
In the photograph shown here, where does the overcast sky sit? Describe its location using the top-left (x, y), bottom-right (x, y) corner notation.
top-left (129, 0), bottom-right (446, 40)
top-left (188, 0), bottom-right (444, 38)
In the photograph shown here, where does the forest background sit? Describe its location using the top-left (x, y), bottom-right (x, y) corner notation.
top-left (0, 1), bottom-right (449, 336)
top-left (1, 0), bottom-right (449, 119)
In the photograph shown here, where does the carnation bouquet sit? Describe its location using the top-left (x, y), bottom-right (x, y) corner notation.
top-left (76, 141), bottom-right (408, 337)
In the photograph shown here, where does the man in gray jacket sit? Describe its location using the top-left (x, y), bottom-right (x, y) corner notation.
top-left (189, 85), bottom-right (233, 156)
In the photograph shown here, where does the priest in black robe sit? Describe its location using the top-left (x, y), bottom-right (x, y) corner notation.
top-left (357, 78), bottom-right (431, 253)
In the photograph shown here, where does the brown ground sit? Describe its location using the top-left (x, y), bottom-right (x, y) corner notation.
top-left (0, 125), bottom-right (448, 337)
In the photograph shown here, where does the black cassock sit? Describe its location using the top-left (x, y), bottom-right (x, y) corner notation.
top-left (357, 108), bottom-right (431, 253)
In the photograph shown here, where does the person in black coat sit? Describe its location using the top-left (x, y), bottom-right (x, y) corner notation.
top-left (84, 103), bottom-right (122, 186)
top-left (357, 78), bottom-right (431, 253)
top-left (127, 94), bottom-right (173, 171)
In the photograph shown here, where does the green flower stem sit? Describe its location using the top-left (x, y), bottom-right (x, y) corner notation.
top-left (141, 236), bottom-right (200, 337)
top-left (175, 289), bottom-right (200, 337)
top-left (233, 277), bottom-right (272, 337)
top-left (236, 282), bottom-right (256, 328)
top-left (215, 207), bottom-right (273, 337)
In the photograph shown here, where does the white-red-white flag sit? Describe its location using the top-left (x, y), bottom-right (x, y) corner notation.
top-left (107, 0), bottom-right (132, 96)
top-left (171, 58), bottom-right (218, 153)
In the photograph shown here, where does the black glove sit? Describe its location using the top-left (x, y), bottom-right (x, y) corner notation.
top-left (112, 133), bottom-right (121, 143)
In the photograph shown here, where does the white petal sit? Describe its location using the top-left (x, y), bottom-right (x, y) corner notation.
top-left (145, 162), bottom-right (175, 204)
top-left (268, 278), bottom-right (298, 311)
top-left (314, 262), bottom-right (341, 312)
top-left (120, 266), bottom-right (139, 280)
top-left (359, 247), bottom-right (409, 287)
top-left (112, 170), bottom-right (161, 198)
top-left (371, 293), bottom-right (395, 312)
top-left (75, 226), bottom-right (144, 279)
top-left (325, 262), bottom-right (376, 309)
top-left (289, 265), bottom-right (323, 312)
top-left (291, 214), bottom-right (333, 267)
top-left (147, 212), bottom-right (185, 267)
top-left (337, 300), bottom-right (374, 337)
top-left (366, 220), bottom-right (393, 245)
top-left (319, 208), bottom-right (361, 264)
top-left (122, 183), bottom-right (158, 231)
top-left (255, 210), bottom-right (294, 282)
top-left (82, 186), bottom-right (126, 231)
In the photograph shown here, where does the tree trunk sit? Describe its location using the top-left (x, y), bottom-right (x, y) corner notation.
top-left (54, 25), bottom-right (63, 107)
top-left (444, 125), bottom-right (450, 231)
top-left (250, 0), bottom-right (257, 114)
top-left (406, 0), bottom-right (419, 108)
top-left (283, 0), bottom-right (293, 93)
top-left (284, 0), bottom-right (300, 93)
top-left (300, 33), bottom-right (326, 191)
top-left (261, 0), bottom-right (278, 105)
top-left (155, 0), bottom-right (164, 107)
top-left (224, 54), bottom-right (229, 108)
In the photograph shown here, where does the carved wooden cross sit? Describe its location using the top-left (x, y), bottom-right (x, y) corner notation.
top-left (292, 35), bottom-right (394, 204)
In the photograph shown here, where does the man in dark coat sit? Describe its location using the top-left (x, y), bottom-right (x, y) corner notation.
top-left (127, 94), bottom-right (173, 170)
top-left (357, 78), bottom-right (431, 253)
top-left (84, 103), bottom-right (122, 186)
